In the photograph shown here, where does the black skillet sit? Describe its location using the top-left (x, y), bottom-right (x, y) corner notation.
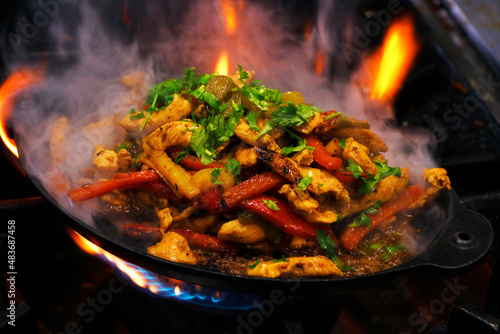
top-left (19, 137), bottom-right (493, 296)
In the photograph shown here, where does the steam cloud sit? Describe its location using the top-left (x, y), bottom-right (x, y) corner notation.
top-left (9, 0), bottom-right (436, 231)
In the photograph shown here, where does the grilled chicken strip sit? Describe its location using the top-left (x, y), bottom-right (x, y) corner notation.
top-left (120, 94), bottom-right (192, 135)
top-left (146, 120), bottom-right (196, 151)
top-left (340, 167), bottom-right (411, 217)
top-left (147, 232), bottom-right (198, 265)
top-left (247, 256), bottom-right (343, 278)
top-left (342, 137), bottom-right (378, 175)
top-left (330, 128), bottom-right (388, 153)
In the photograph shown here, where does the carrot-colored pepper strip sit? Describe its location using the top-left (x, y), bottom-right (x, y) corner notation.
top-left (240, 194), bottom-right (338, 244)
top-left (340, 185), bottom-right (427, 252)
top-left (304, 135), bottom-right (343, 171)
top-left (334, 169), bottom-right (357, 184)
top-left (133, 180), bottom-right (180, 202)
top-left (170, 228), bottom-right (238, 256)
top-left (168, 146), bottom-right (224, 170)
top-left (68, 170), bottom-right (161, 202)
top-left (194, 188), bottom-right (226, 214)
top-left (222, 172), bottom-right (287, 208)
top-left (122, 224), bottom-right (163, 240)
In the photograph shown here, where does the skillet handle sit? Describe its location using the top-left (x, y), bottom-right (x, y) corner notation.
top-left (403, 191), bottom-right (493, 275)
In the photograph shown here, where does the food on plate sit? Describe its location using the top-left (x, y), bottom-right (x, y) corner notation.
top-left (67, 66), bottom-right (451, 278)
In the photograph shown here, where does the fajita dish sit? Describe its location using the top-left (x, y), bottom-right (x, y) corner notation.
top-left (66, 67), bottom-right (451, 279)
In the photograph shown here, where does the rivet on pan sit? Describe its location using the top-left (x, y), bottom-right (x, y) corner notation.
top-left (452, 231), bottom-right (473, 247)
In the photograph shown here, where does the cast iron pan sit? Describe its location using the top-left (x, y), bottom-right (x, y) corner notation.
top-left (19, 147), bottom-right (494, 296)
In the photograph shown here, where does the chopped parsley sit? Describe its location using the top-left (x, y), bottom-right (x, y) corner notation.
top-left (245, 110), bottom-right (261, 132)
top-left (116, 142), bottom-right (132, 152)
top-left (272, 255), bottom-right (288, 263)
top-left (346, 159), bottom-right (401, 195)
top-left (297, 171), bottom-right (313, 191)
top-left (248, 260), bottom-right (261, 269)
top-left (349, 200), bottom-right (382, 228)
top-left (271, 103), bottom-right (321, 128)
top-left (210, 168), bottom-right (223, 185)
top-left (173, 147), bottom-right (191, 164)
top-left (263, 199), bottom-right (280, 211)
top-left (281, 129), bottom-right (315, 156)
top-left (225, 158), bottom-right (241, 177)
top-left (338, 138), bottom-right (346, 149)
top-left (316, 230), bottom-right (352, 271)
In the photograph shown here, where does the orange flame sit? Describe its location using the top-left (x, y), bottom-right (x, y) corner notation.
top-left (0, 67), bottom-right (45, 158)
top-left (370, 14), bottom-right (419, 100)
top-left (69, 231), bottom-right (150, 289)
top-left (215, 50), bottom-right (230, 75)
top-left (220, 0), bottom-right (240, 34)
top-left (315, 50), bottom-right (326, 76)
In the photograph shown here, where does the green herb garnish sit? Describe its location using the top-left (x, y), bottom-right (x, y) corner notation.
top-left (263, 199), bottom-right (280, 211)
top-left (297, 171), bottom-right (313, 191)
top-left (349, 200), bottom-right (382, 228)
top-left (338, 138), bottom-right (346, 149)
top-left (248, 260), bottom-right (261, 269)
top-left (225, 158), bottom-right (241, 177)
top-left (272, 255), bottom-right (288, 263)
top-left (316, 230), bottom-right (353, 271)
top-left (210, 168), bottom-right (223, 185)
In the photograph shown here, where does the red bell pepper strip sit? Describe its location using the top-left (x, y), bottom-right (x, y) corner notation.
top-left (222, 172), bottom-right (287, 208)
top-left (194, 188), bottom-right (226, 214)
top-left (168, 146), bottom-right (224, 170)
top-left (340, 185), bottom-right (427, 252)
top-left (122, 224), bottom-right (162, 240)
top-left (303, 135), bottom-right (343, 171)
top-left (170, 228), bottom-right (238, 256)
top-left (240, 194), bottom-right (338, 244)
top-left (69, 170), bottom-right (161, 202)
top-left (334, 169), bottom-right (357, 184)
top-left (133, 180), bottom-right (181, 202)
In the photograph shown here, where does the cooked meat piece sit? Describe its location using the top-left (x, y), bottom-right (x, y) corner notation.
top-left (289, 236), bottom-right (318, 250)
top-left (291, 149), bottom-right (314, 166)
top-left (235, 144), bottom-right (259, 168)
top-left (279, 184), bottom-right (319, 213)
top-left (247, 256), bottom-right (343, 278)
top-left (49, 117), bottom-right (69, 164)
top-left (117, 149), bottom-right (132, 171)
top-left (234, 118), bottom-right (274, 147)
top-left (147, 232), bottom-right (198, 265)
top-left (120, 94), bottom-right (192, 135)
top-left (173, 214), bottom-right (220, 233)
top-left (341, 167), bottom-right (411, 217)
top-left (298, 166), bottom-right (350, 201)
top-left (93, 145), bottom-right (119, 172)
top-left (157, 207), bottom-right (173, 233)
top-left (218, 218), bottom-right (267, 244)
top-left (101, 190), bottom-right (129, 206)
top-left (146, 120), bottom-right (196, 151)
top-left (256, 147), bottom-right (304, 184)
top-left (298, 209), bottom-right (338, 224)
top-left (422, 167), bottom-right (451, 196)
top-left (342, 137), bottom-right (378, 175)
top-left (293, 111), bottom-right (323, 134)
top-left (330, 128), bottom-right (388, 153)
